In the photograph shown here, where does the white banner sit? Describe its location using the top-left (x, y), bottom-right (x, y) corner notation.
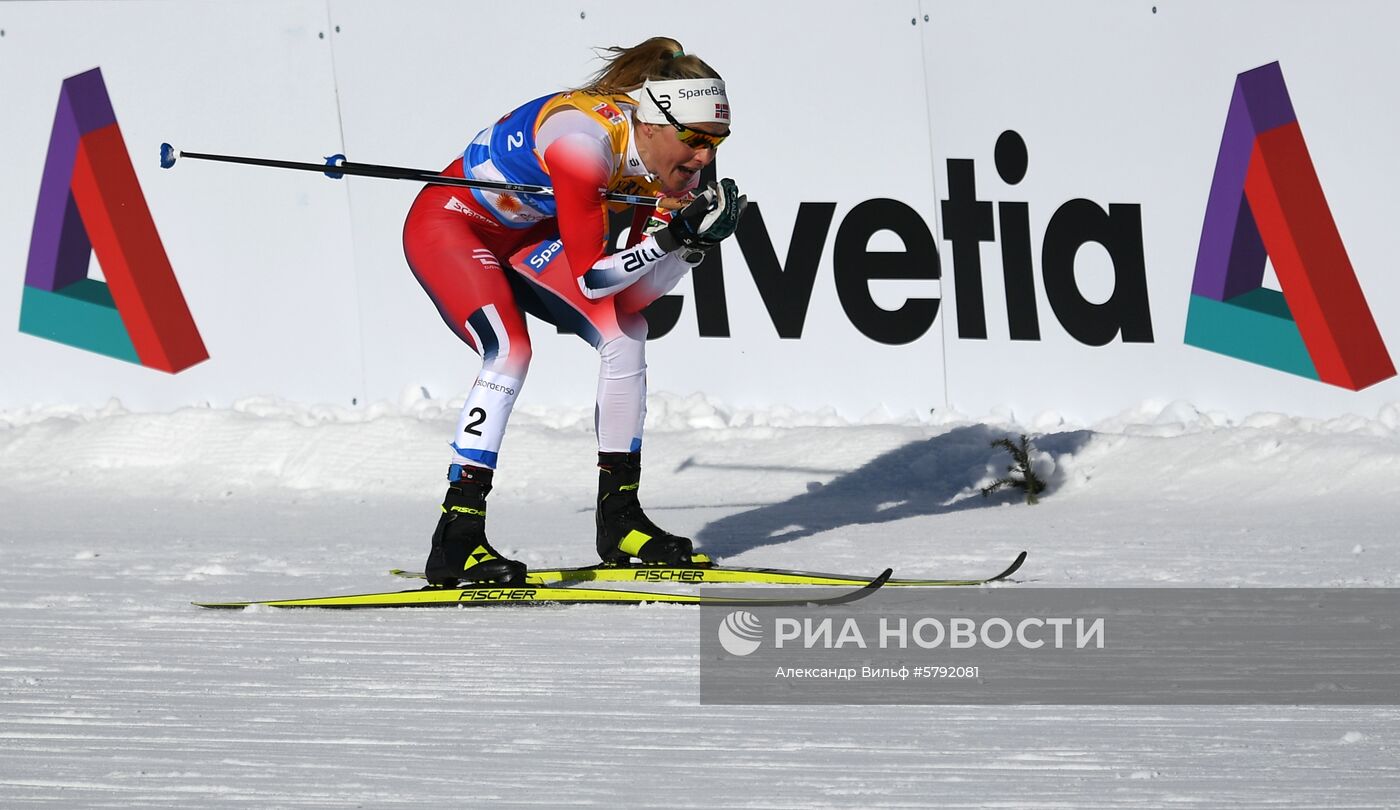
top-left (921, 0), bottom-right (1400, 419)
top-left (0, 0), bottom-right (362, 409)
top-left (1, 0), bottom-right (1395, 421)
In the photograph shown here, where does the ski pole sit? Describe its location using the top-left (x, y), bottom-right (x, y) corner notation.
top-left (158, 143), bottom-right (670, 208)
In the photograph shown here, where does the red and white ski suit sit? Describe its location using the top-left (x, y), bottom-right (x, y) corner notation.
top-left (402, 90), bottom-right (698, 469)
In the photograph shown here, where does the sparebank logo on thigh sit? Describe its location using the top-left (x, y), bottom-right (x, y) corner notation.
top-left (20, 67), bottom-right (208, 373)
top-left (1185, 61), bottom-right (1394, 391)
top-left (525, 239), bottom-right (564, 273)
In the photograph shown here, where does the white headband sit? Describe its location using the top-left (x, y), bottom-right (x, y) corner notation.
top-left (635, 78), bottom-right (730, 127)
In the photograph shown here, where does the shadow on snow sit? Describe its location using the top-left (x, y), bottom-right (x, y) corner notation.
top-left (687, 424), bottom-right (1093, 559)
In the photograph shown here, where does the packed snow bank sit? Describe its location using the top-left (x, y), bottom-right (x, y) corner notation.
top-left (3, 393), bottom-right (1399, 504)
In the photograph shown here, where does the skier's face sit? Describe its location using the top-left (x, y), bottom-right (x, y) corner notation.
top-left (637, 120), bottom-right (723, 194)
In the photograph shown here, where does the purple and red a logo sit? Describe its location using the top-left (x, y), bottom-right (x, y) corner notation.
top-left (1185, 62), bottom-right (1393, 391)
top-left (20, 67), bottom-right (207, 373)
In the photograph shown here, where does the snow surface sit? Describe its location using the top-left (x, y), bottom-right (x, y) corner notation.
top-left (3, 392), bottom-right (1399, 807)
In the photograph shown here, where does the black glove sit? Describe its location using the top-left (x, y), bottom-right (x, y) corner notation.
top-left (655, 178), bottom-right (747, 253)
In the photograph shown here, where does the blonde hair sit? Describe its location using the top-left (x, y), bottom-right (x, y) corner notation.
top-left (581, 36), bottom-right (722, 95)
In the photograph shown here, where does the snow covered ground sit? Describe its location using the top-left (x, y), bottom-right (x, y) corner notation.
top-left (3, 393), bottom-right (1399, 807)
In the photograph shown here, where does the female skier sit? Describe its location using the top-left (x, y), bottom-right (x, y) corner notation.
top-left (402, 37), bottom-right (744, 586)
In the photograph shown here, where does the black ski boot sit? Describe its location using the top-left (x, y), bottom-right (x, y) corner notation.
top-left (424, 465), bottom-right (527, 587)
top-left (596, 452), bottom-right (693, 565)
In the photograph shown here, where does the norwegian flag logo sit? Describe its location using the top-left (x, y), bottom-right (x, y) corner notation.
top-left (714, 102), bottom-right (730, 120)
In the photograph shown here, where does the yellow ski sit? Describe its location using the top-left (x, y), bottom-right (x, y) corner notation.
top-left (194, 569), bottom-right (891, 610)
top-left (389, 551), bottom-right (1026, 588)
